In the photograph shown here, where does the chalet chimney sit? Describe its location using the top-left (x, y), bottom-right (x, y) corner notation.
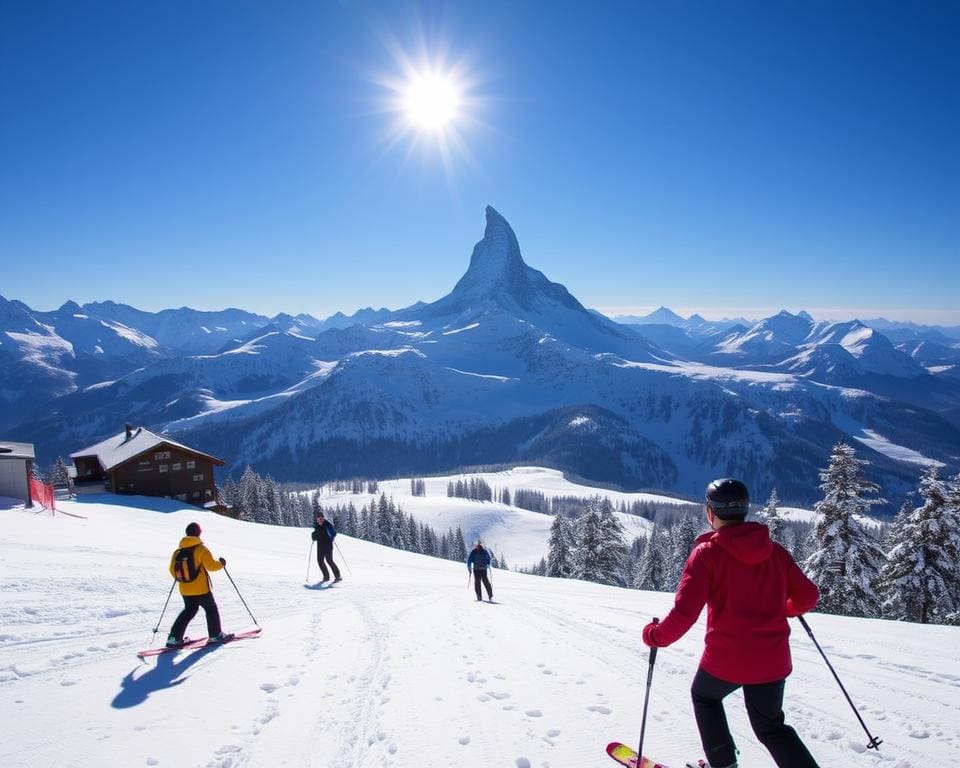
top-left (124, 423), bottom-right (133, 440)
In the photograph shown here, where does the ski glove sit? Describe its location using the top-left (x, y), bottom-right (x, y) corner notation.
top-left (641, 621), bottom-right (662, 648)
top-left (219, 557), bottom-right (226, 566)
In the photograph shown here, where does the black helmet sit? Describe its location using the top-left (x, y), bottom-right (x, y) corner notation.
top-left (705, 478), bottom-right (749, 520)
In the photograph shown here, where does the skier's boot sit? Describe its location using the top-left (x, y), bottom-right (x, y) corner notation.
top-left (207, 632), bottom-right (233, 645)
top-left (165, 635), bottom-right (181, 649)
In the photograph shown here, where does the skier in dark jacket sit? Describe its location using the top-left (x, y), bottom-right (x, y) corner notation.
top-left (311, 512), bottom-right (341, 582)
top-left (642, 478), bottom-right (820, 768)
top-left (466, 540), bottom-right (493, 601)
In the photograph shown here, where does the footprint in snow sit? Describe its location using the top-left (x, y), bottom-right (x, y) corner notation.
top-left (515, 758), bottom-right (531, 768)
top-left (587, 705), bottom-right (611, 715)
top-left (525, 709), bottom-right (543, 718)
top-left (458, 736), bottom-right (471, 745)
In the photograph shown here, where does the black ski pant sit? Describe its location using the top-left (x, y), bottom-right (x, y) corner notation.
top-left (317, 543), bottom-right (341, 581)
top-left (691, 667), bottom-right (819, 768)
top-left (473, 568), bottom-right (492, 600)
top-left (170, 592), bottom-right (221, 641)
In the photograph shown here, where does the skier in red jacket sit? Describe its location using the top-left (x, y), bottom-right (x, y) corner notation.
top-left (642, 478), bottom-right (820, 768)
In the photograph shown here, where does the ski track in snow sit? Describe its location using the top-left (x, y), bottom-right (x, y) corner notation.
top-left (0, 496), bottom-right (957, 767)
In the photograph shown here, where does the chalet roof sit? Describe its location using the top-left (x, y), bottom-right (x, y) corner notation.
top-left (70, 427), bottom-right (224, 471)
top-left (0, 441), bottom-right (35, 460)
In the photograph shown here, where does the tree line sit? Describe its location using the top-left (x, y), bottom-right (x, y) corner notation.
top-left (537, 441), bottom-right (960, 626)
top-left (219, 467), bottom-right (508, 569)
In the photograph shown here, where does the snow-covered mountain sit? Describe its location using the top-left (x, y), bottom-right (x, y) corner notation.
top-left (2, 494), bottom-right (955, 768)
top-left (6, 208), bottom-right (960, 507)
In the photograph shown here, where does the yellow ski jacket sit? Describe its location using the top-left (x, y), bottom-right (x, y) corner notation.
top-left (168, 535), bottom-right (223, 596)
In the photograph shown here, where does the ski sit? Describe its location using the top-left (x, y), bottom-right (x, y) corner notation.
top-left (606, 741), bottom-right (670, 768)
top-left (137, 628), bottom-right (262, 658)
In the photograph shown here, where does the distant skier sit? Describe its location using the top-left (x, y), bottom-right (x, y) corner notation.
top-left (312, 512), bottom-right (342, 583)
top-left (641, 478), bottom-right (820, 768)
top-left (467, 540), bottom-right (493, 602)
top-left (167, 522), bottom-right (230, 647)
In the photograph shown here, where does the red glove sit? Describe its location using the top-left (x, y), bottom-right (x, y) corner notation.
top-left (785, 599), bottom-right (801, 618)
top-left (642, 621), bottom-right (661, 648)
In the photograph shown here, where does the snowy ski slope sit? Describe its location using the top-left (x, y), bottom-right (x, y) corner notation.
top-left (1, 495), bottom-right (956, 768)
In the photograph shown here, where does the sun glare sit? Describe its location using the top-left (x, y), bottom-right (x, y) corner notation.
top-left (404, 73), bottom-right (460, 130)
top-left (370, 32), bottom-right (489, 179)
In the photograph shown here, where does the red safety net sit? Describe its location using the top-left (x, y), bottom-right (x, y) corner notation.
top-left (29, 477), bottom-right (56, 512)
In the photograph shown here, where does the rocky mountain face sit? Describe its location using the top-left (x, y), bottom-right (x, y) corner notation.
top-left (5, 208), bottom-right (959, 509)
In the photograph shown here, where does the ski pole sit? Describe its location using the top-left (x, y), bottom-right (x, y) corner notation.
top-left (637, 617), bottom-right (659, 762)
top-left (334, 540), bottom-right (352, 575)
top-left (223, 565), bottom-right (260, 628)
top-left (797, 615), bottom-right (881, 750)
top-left (306, 541), bottom-right (314, 583)
top-left (151, 579), bottom-right (177, 642)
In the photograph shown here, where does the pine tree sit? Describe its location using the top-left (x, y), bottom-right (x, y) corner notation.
top-left (757, 488), bottom-right (786, 545)
top-left (666, 515), bottom-right (702, 589)
top-left (573, 504), bottom-right (604, 582)
top-left (596, 497), bottom-right (626, 586)
top-left (881, 467), bottom-right (960, 624)
top-left (453, 524), bottom-right (468, 561)
top-left (804, 442), bottom-right (886, 617)
top-left (50, 457), bottom-right (72, 489)
top-left (633, 526), bottom-right (666, 591)
top-left (237, 466), bottom-right (261, 522)
top-left (546, 514), bottom-right (575, 578)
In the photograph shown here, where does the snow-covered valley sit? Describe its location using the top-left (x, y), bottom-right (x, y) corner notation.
top-left (1, 495), bottom-right (956, 768)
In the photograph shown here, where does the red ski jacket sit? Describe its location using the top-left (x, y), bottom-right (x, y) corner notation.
top-left (642, 522), bottom-right (819, 684)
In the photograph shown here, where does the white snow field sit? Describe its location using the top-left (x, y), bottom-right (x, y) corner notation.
top-left (312, 467), bottom-right (683, 568)
top-left (2, 496), bottom-right (957, 768)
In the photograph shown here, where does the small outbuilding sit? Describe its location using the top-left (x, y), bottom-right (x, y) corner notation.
top-left (0, 441), bottom-right (35, 506)
top-left (71, 425), bottom-right (225, 507)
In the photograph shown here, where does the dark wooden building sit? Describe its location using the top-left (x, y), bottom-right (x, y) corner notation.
top-left (71, 425), bottom-right (225, 507)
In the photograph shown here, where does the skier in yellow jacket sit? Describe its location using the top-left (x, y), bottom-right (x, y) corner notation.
top-left (166, 522), bottom-right (229, 647)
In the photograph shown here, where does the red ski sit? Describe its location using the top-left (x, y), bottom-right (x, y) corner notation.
top-left (606, 742), bottom-right (671, 768)
top-left (137, 628), bottom-right (262, 658)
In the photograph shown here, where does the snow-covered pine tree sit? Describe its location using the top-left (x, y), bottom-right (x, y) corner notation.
top-left (666, 514), bottom-right (701, 589)
top-left (546, 513), bottom-right (575, 578)
top-left (596, 497), bottom-right (627, 586)
top-left (49, 456), bottom-right (72, 490)
top-left (881, 467), bottom-right (960, 624)
top-left (406, 515), bottom-right (420, 553)
top-left (375, 493), bottom-right (392, 546)
top-left (573, 502), bottom-right (604, 582)
top-left (804, 442), bottom-right (886, 617)
top-left (453, 524), bottom-right (468, 561)
top-left (757, 488), bottom-right (786, 545)
top-left (236, 465), bottom-right (260, 522)
top-left (632, 526), bottom-right (667, 591)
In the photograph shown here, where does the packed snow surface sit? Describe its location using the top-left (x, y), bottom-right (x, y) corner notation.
top-left (1, 495), bottom-right (955, 768)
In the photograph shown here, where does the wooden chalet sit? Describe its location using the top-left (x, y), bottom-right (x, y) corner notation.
top-left (70, 425), bottom-right (225, 507)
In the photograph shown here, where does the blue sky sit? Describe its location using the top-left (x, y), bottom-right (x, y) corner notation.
top-left (1, 1), bottom-right (958, 324)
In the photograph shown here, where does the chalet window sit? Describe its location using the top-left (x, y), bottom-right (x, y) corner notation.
top-left (186, 460), bottom-right (195, 469)
top-left (155, 451), bottom-right (171, 460)
top-left (159, 465), bottom-right (168, 473)
top-left (172, 463), bottom-right (181, 471)
top-left (193, 474), bottom-right (204, 482)
top-left (192, 491), bottom-right (200, 498)
top-left (205, 489), bottom-right (213, 498)
top-left (138, 460), bottom-right (150, 466)
top-left (176, 493), bottom-right (187, 501)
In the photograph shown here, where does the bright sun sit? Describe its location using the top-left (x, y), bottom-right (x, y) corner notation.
top-left (403, 72), bottom-right (460, 130)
